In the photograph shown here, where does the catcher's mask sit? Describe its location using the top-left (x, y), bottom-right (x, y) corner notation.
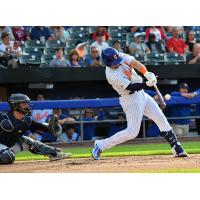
top-left (8, 93), bottom-right (32, 115)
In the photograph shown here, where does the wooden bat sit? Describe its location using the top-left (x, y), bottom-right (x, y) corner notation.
top-left (153, 84), bottom-right (166, 110)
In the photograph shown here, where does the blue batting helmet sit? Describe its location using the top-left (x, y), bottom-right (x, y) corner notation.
top-left (101, 47), bottom-right (122, 67)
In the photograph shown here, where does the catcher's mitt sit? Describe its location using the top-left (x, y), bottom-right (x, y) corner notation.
top-left (48, 114), bottom-right (62, 137)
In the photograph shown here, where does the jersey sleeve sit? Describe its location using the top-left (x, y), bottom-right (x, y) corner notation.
top-left (110, 75), bottom-right (130, 90)
top-left (171, 91), bottom-right (181, 96)
top-left (119, 52), bottom-right (135, 66)
top-left (195, 88), bottom-right (200, 95)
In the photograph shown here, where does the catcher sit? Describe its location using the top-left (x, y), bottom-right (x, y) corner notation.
top-left (0, 93), bottom-right (71, 165)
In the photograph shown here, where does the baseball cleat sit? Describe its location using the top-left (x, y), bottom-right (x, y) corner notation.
top-left (48, 152), bottom-right (71, 161)
top-left (172, 144), bottom-right (187, 157)
top-left (92, 142), bottom-right (102, 160)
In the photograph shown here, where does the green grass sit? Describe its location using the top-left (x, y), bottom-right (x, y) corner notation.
top-left (15, 141), bottom-right (200, 161)
top-left (143, 168), bottom-right (200, 173)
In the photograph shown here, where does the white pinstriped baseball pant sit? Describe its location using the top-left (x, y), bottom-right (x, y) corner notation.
top-left (97, 90), bottom-right (172, 151)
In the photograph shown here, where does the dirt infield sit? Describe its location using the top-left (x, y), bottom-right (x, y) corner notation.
top-left (1, 154), bottom-right (200, 172)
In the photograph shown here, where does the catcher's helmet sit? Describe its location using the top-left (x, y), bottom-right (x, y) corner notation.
top-left (101, 47), bottom-right (122, 67)
top-left (8, 93), bottom-right (32, 115)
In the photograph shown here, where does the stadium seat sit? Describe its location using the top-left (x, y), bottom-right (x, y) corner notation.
top-left (165, 53), bottom-right (186, 65)
top-left (41, 54), bottom-right (56, 64)
top-left (110, 31), bottom-right (127, 41)
top-left (196, 34), bottom-right (200, 43)
top-left (67, 38), bottom-right (83, 48)
top-left (23, 47), bottom-right (43, 57)
top-left (70, 31), bottom-right (87, 39)
top-left (46, 40), bottom-right (66, 48)
top-left (43, 48), bottom-right (58, 55)
top-left (108, 26), bottom-right (126, 33)
top-left (166, 32), bottom-right (173, 40)
top-left (19, 54), bottom-right (41, 65)
top-left (70, 26), bottom-right (89, 34)
top-left (25, 40), bottom-right (45, 49)
top-left (65, 47), bottom-right (74, 54)
top-left (131, 53), bottom-right (146, 63)
top-left (145, 53), bottom-right (166, 65)
top-left (88, 26), bottom-right (98, 34)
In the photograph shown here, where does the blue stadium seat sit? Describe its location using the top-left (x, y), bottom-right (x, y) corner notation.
top-left (25, 40), bottom-right (45, 49)
top-left (41, 54), bottom-right (56, 64)
top-left (165, 53), bottom-right (186, 65)
top-left (88, 26), bottom-right (97, 34)
top-left (132, 53), bottom-right (146, 63)
top-left (166, 32), bottom-right (173, 40)
top-left (23, 47), bottom-right (43, 57)
top-left (46, 40), bottom-right (66, 48)
top-left (110, 31), bottom-right (127, 41)
top-left (108, 26), bottom-right (126, 33)
top-left (70, 31), bottom-right (87, 39)
top-left (70, 26), bottom-right (89, 34)
top-left (145, 53), bottom-right (166, 65)
top-left (196, 34), bottom-right (200, 43)
top-left (43, 48), bottom-right (58, 55)
top-left (19, 54), bottom-right (41, 65)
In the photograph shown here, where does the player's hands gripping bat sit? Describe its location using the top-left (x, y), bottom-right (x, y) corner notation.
top-left (144, 72), bottom-right (166, 110)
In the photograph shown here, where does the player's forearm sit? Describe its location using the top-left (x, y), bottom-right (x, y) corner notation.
top-left (130, 60), bottom-right (148, 75)
top-left (29, 121), bottom-right (49, 133)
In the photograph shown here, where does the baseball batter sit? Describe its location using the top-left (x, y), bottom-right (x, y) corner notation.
top-left (92, 47), bottom-right (187, 160)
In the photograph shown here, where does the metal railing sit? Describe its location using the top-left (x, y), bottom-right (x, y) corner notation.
top-left (64, 111), bottom-right (200, 141)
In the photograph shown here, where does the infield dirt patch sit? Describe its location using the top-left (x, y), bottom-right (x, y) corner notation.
top-left (1, 154), bottom-right (200, 172)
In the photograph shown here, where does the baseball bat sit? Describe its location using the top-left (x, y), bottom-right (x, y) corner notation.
top-left (153, 84), bottom-right (166, 110)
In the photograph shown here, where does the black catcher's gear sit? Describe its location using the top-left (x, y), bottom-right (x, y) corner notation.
top-left (8, 93), bottom-right (32, 115)
top-left (0, 148), bottom-right (15, 164)
top-left (18, 136), bottom-right (60, 156)
top-left (0, 112), bottom-right (48, 147)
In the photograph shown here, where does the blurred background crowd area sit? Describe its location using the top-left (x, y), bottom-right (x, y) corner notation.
top-left (1, 26), bottom-right (200, 68)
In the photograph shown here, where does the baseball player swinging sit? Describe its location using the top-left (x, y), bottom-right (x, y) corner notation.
top-left (91, 47), bottom-right (187, 160)
top-left (0, 93), bottom-right (71, 165)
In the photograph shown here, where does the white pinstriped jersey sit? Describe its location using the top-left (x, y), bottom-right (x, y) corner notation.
top-left (105, 53), bottom-right (143, 96)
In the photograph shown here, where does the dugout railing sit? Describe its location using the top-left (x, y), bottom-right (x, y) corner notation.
top-left (62, 116), bottom-right (200, 140)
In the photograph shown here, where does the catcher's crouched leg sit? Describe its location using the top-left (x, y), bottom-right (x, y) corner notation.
top-left (0, 148), bottom-right (15, 164)
top-left (19, 136), bottom-right (71, 161)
